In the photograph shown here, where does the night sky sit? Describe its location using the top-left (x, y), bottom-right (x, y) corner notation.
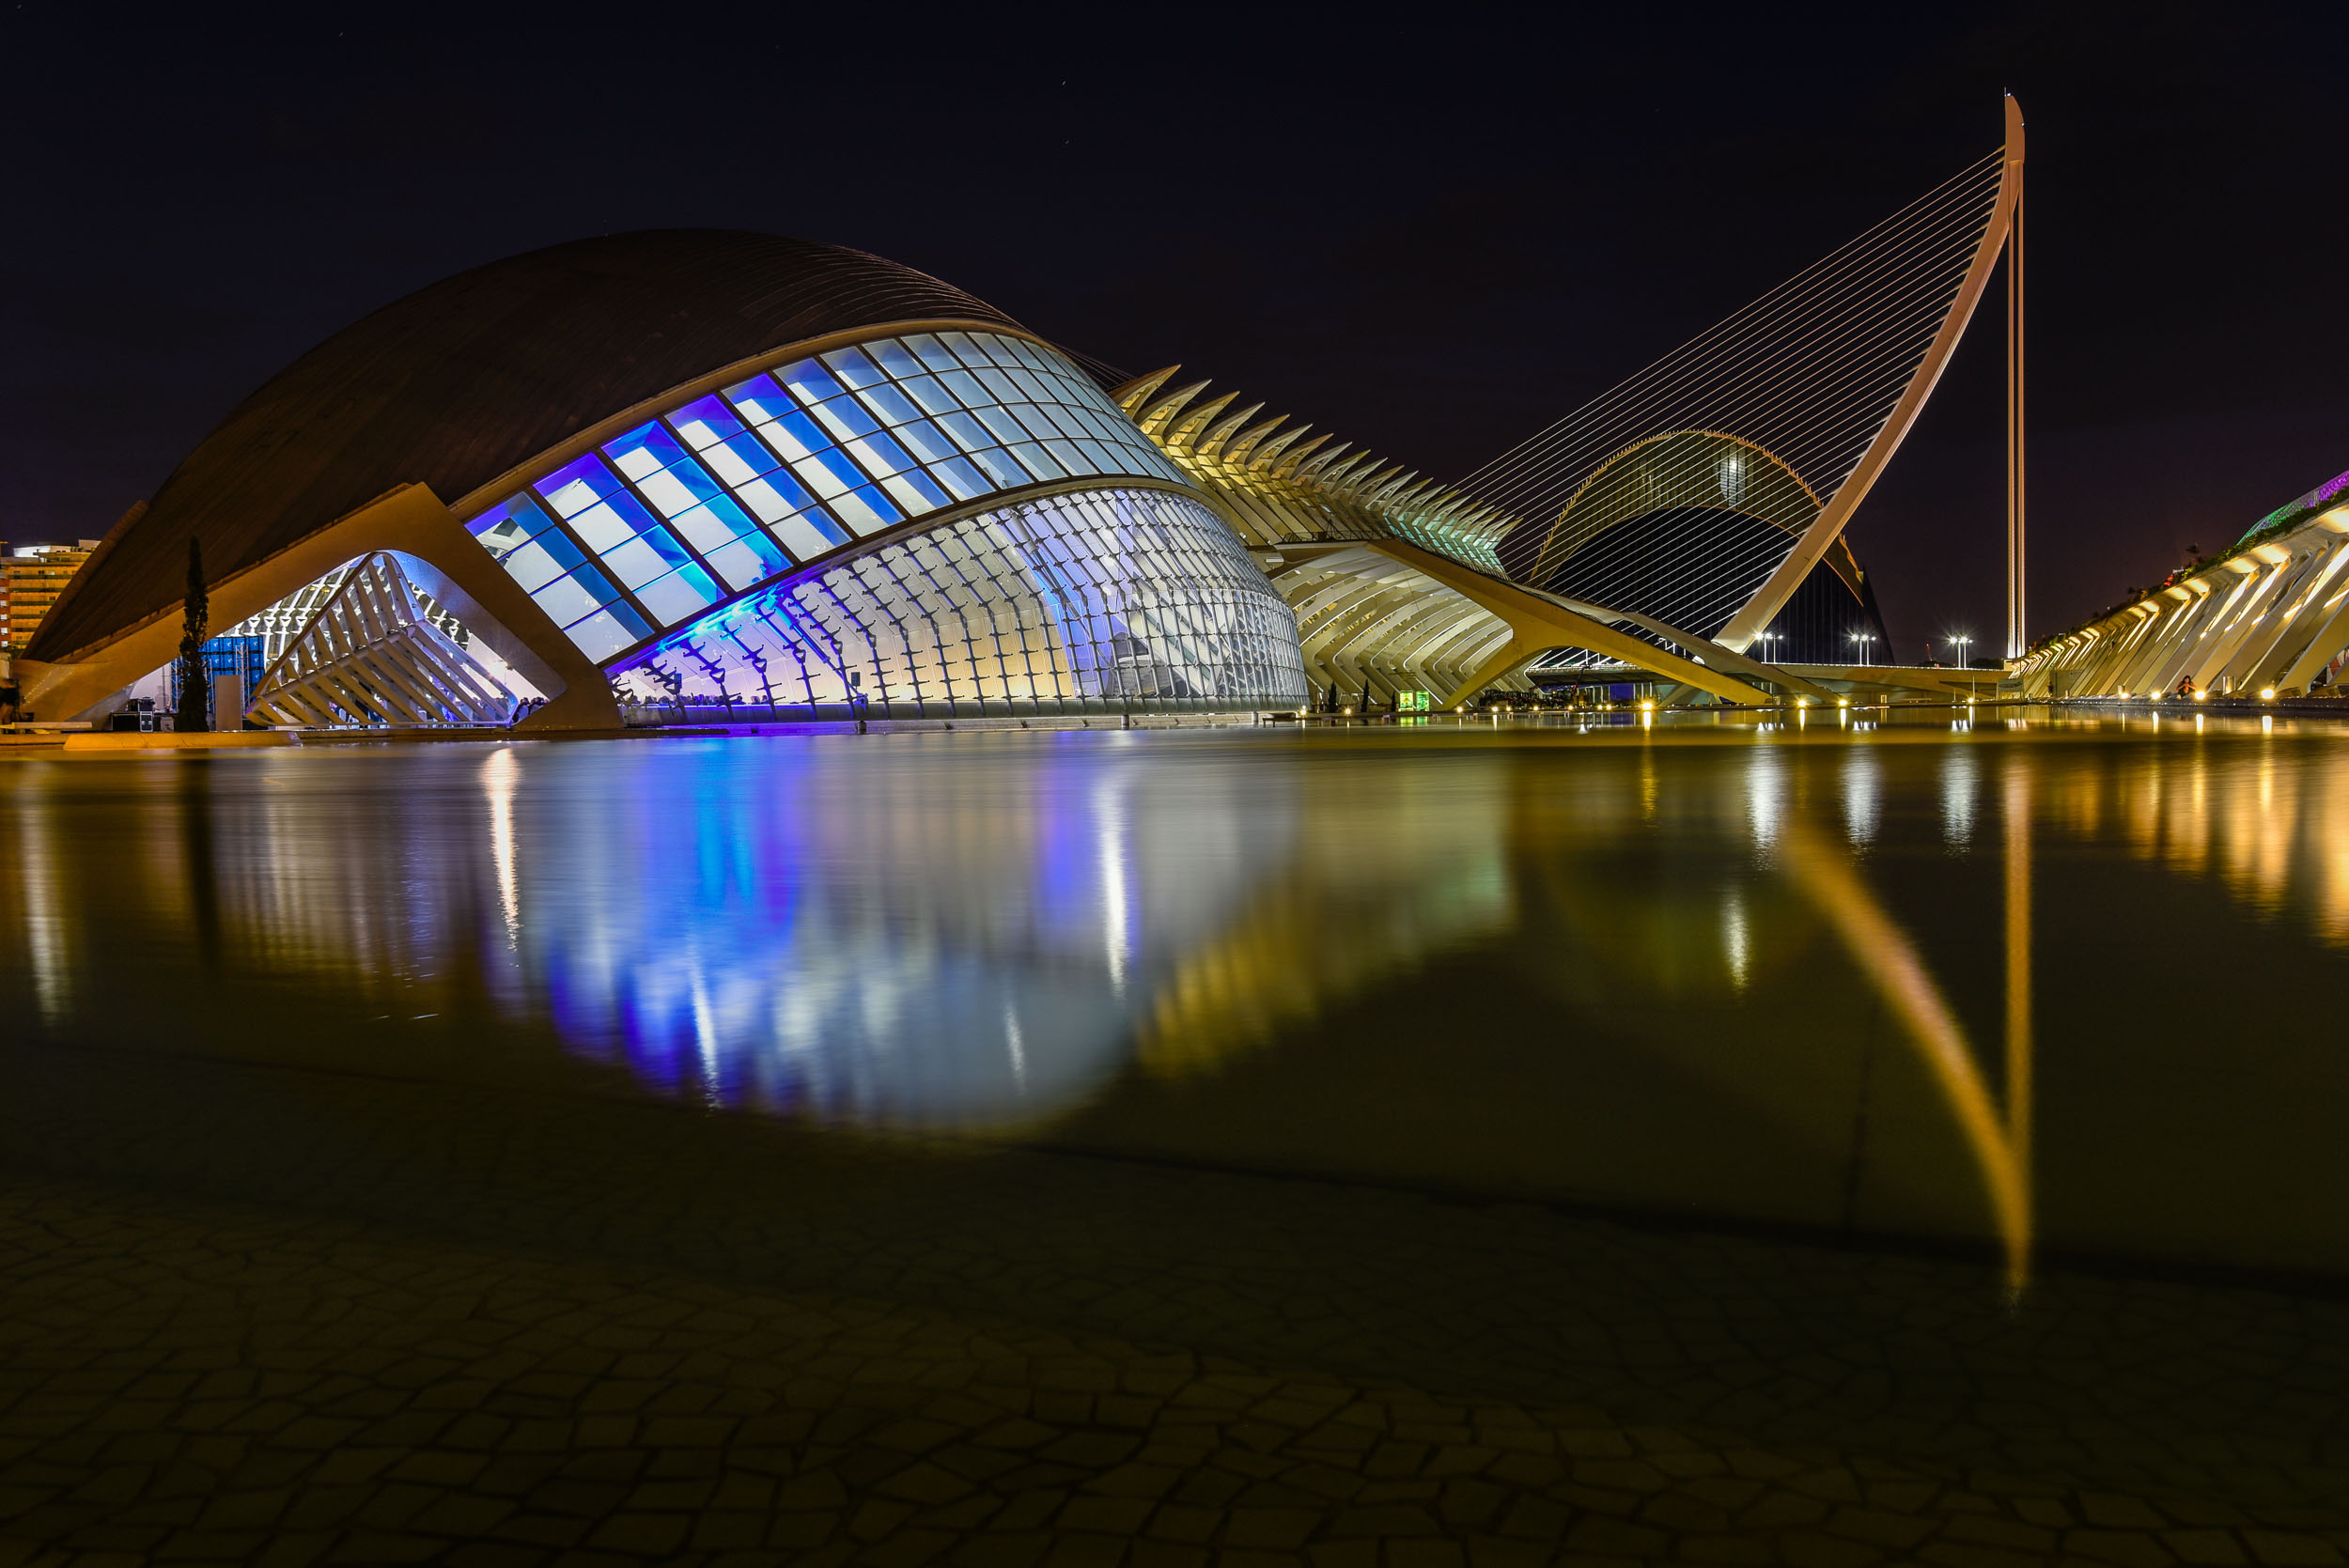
top-left (5, 2), bottom-right (2343, 659)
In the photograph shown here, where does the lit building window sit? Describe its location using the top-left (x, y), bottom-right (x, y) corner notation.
top-left (608, 487), bottom-right (1308, 716)
top-left (461, 331), bottom-right (1189, 663)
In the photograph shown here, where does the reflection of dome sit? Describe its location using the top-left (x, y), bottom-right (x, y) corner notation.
top-left (34, 231), bottom-right (1030, 662)
top-left (506, 739), bottom-right (1305, 1131)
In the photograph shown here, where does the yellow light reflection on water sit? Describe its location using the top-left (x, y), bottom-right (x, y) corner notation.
top-left (13, 716), bottom-right (2349, 1284)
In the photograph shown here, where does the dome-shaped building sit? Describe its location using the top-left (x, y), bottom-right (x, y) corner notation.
top-left (21, 230), bottom-right (1312, 727)
top-left (23, 142), bottom-right (2022, 732)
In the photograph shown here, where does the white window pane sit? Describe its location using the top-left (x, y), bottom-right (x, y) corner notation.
top-left (771, 510), bottom-right (849, 560)
top-left (532, 571), bottom-right (604, 625)
top-left (637, 567), bottom-right (719, 626)
top-left (569, 502), bottom-right (638, 552)
top-left (563, 609), bottom-right (637, 662)
top-left (501, 538), bottom-right (568, 594)
top-left (602, 536), bottom-right (672, 590)
top-left (633, 469), bottom-right (698, 518)
top-left (832, 488), bottom-right (896, 536)
top-left (793, 454), bottom-right (857, 500)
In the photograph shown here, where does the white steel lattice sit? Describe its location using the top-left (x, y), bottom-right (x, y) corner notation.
top-left (246, 553), bottom-right (520, 728)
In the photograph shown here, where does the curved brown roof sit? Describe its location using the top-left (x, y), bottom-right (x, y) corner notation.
top-left (31, 229), bottom-right (1027, 660)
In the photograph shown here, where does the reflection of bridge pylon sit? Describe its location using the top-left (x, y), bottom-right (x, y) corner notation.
top-left (1781, 765), bottom-right (2035, 1293)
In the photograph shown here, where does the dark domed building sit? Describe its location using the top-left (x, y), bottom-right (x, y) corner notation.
top-left (22, 231), bottom-right (1311, 729)
top-left (20, 204), bottom-right (1996, 731)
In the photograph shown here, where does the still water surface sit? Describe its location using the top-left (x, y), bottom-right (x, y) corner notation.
top-left (8, 710), bottom-right (2347, 1288)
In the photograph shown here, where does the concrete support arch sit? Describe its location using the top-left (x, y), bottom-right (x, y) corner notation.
top-left (15, 484), bottom-right (620, 731)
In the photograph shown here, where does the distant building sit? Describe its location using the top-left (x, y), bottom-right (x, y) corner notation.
top-left (3, 542), bottom-right (101, 675)
top-left (2015, 466), bottom-right (2349, 699)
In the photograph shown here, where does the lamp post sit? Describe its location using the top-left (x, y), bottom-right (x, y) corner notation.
top-left (1849, 631), bottom-right (1875, 667)
top-left (1950, 634), bottom-right (1972, 667)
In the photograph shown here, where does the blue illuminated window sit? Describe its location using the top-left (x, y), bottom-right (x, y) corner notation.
top-left (971, 407), bottom-right (1026, 447)
top-left (969, 448), bottom-right (1032, 489)
top-left (793, 446), bottom-right (865, 504)
top-left (605, 421), bottom-right (691, 479)
top-left (819, 346), bottom-right (884, 389)
top-left (754, 410), bottom-right (832, 465)
top-left (832, 487), bottom-right (903, 535)
top-left (846, 432), bottom-right (914, 477)
top-left (869, 339), bottom-right (926, 380)
top-left (565, 603), bottom-right (655, 662)
top-left (699, 431), bottom-right (783, 488)
top-left (722, 374), bottom-right (798, 425)
top-left (894, 419), bottom-right (958, 466)
top-left (536, 454), bottom-right (625, 518)
top-left (898, 375), bottom-right (957, 419)
top-left (668, 493), bottom-right (759, 555)
top-left (468, 493), bottom-right (560, 559)
top-left (811, 395), bottom-right (880, 444)
top-left (735, 468), bottom-right (818, 524)
top-left (939, 368), bottom-right (991, 409)
top-left (770, 510), bottom-right (850, 559)
top-left (603, 529), bottom-right (692, 591)
top-left (463, 328), bottom-right (1175, 666)
top-left (905, 334), bottom-right (960, 375)
top-left (500, 530), bottom-right (588, 594)
top-left (667, 393), bottom-right (746, 448)
top-left (879, 469), bottom-right (951, 516)
top-left (637, 564), bottom-right (723, 626)
top-left (633, 461), bottom-right (725, 519)
top-left (705, 532), bottom-right (790, 590)
top-left (567, 488), bottom-right (662, 552)
top-left (857, 382), bottom-right (923, 427)
top-left (1011, 442), bottom-right (1066, 481)
top-left (533, 565), bottom-right (618, 626)
top-left (930, 456), bottom-right (989, 501)
top-left (776, 359), bottom-right (847, 404)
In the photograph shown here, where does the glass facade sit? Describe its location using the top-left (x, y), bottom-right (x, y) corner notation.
top-left (460, 330), bottom-right (1190, 665)
top-left (611, 487), bottom-right (1309, 719)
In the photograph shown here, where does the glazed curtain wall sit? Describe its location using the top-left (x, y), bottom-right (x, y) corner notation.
top-left (459, 330), bottom-right (1190, 664)
top-left (612, 488), bottom-right (1310, 719)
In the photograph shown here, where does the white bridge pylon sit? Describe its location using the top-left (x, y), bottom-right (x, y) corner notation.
top-left (1461, 96), bottom-right (2029, 667)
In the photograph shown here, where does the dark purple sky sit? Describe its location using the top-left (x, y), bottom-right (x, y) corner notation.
top-left (4, 2), bottom-right (2343, 659)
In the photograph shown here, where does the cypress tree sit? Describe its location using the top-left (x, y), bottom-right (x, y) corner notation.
top-left (174, 537), bottom-right (210, 733)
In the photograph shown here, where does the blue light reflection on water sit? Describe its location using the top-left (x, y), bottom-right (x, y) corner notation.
top-left (482, 734), bottom-right (1299, 1128)
top-left (19, 717), bottom-right (2349, 1275)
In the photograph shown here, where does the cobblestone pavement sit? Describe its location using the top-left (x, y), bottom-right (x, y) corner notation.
top-left (9, 1174), bottom-right (2349, 1568)
top-left (9, 1027), bottom-right (2349, 1565)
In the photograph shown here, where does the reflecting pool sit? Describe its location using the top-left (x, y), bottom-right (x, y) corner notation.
top-left (21, 710), bottom-right (2349, 1514)
top-left (9, 710), bottom-right (2349, 1290)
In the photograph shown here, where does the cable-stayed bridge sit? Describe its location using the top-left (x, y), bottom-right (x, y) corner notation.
top-left (1118, 96), bottom-right (2030, 709)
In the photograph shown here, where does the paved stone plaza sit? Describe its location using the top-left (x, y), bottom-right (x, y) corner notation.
top-left (8, 1172), bottom-right (2349, 1568)
top-left (9, 1016), bottom-right (2349, 1568)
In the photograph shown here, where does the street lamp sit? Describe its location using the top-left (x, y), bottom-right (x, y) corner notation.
top-left (1949, 634), bottom-right (1972, 667)
top-left (1849, 630), bottom-right (1875, 667)
top-left (1755, 630), bottom-right (1781, 663)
